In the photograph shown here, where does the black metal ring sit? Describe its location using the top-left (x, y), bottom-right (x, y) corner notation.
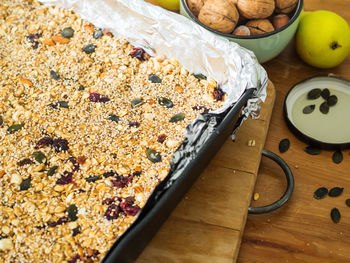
top-left (248, 149), bottom-right (294, 214)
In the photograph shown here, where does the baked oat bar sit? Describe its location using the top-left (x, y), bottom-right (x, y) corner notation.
top-left (0, 0), bottom-right (225, 262)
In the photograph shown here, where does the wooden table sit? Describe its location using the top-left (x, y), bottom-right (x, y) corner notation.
top-left (146, 1), bottom-right (350, 262)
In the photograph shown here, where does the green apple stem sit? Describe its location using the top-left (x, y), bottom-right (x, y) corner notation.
top-left (330, 41), bottom-right (342, 50)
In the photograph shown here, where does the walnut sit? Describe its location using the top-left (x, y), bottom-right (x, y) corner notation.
top-left (237, 0), bottom-right (275, 19)
top-left (198, 0), bottom-right (239, 34)
top-left (187, 0), bottom-right (206, 17)
top-left (275, 0), bottom-right (298, 14)
top-left (233, 25), bottom-right (251, 36)
top-left (273, 14), bottom-right (290, 29)
top-left (246, 19), bottom-right (275, 35)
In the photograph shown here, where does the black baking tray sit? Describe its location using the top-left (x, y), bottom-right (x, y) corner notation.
top-left (102, 87), bottom-right (255, 263)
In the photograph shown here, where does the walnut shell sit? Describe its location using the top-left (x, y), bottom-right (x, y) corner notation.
top-left (198, 0), bottom-right (239, 34)
top-left (275, 0), bottom-right (298, 14)
top-left (237, 0), bottom-right (275, 19)
top-left (187, 0), bottom-right (206, 17)
top-left (233, 25), bottom-right (251, 36)
top-left (273, 14), bottom-right (290, 29)
top-left (246, 19), bottom-right (275, 35)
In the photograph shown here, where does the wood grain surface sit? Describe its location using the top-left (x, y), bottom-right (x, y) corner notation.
top-left (145, 1), bottom-right (350, 262)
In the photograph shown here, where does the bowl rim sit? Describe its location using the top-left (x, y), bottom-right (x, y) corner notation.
top-left (180, 0), bottom-right (304, 39)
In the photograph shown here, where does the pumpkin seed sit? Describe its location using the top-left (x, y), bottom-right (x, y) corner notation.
top-left (47, 166), bottom-right (59, 177)
top-left (32, 151), bottom-right (47, 164)
top-left (109, 114), bottom-right (120, 122)
top-left (170, 113), bottom-right (185, 123)
top-left (146, 149), bottom-right (162, 163)
top-left (332, 150), bottom-right (343, 164)
top-left (158, 97), bottom-right (173, 108)
top-left (131, 98), bottom-right (143, 107)
top-left (0, 116), bottom-right (3, 125)
top-left (7, 124), bottom-right (24, 133)
top-left (67, 204), bottom-right (78, 221)
top-left (304, 146), bottom-right (322, 155)
top-left (313, 187), bottom-right (328, 199)
top-left (193, 73), bottom-right (207, 80)
top-left (82, 44), bottom-right (97, 54)
top-left (149, 74), bottom-right (162, 84)
top-left (321, 88), bottom-right (330, 100)
top-left (319, 102), bottom-right (329, 114)
top-left (329, 187), bottom-right (344, 197)
top-left (78, 85), bottom-right (85, 91)
top-left (86, 175), bottom-right (101, 183)
top-left (57, 101), bottom-right (69, 108)
top-left (50, 70), bottom-right (60, 80)
top-left (346, 199), bottom-right (350, 207)
top-left (20, 177), bottom-right (31, 191)
top-left (61, 27), bottom-right (74, 38)
top-left (93, 29), bottom-right (103, 39)
top-left (327, 95), bottom-right (338, 106)
top-left (307, 88), bottom-right (321, 100)
top-left (279, 138), bottom-right (290, 153)
top-left (330, 207), bottom-right (341, 223)
top-left (302, 105), bottom-right (315, 114)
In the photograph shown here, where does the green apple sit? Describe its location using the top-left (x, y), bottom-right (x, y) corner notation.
top-left (156, 0), bottom-right (180, 11)
top-left (296, 10), bottom-right (350, 68)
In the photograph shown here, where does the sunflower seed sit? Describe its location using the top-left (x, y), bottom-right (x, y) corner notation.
top-left (47, 166), bottom-right (59, 177)
top-left (327, 95), bottom-right (338, 106)
top-left (57, 101), bottom-right (69, 108)
top-left (158, 97), bottom-right (173, 108)
top-left (313, 187), bottom-right (328, 199)
top-left (32, 151), bottom-right (47, 164)
top-left (303, 105), bottom-right (315, 114)
top-left (307, 88), bottom-right (321, 100)
top-left (149, 74), bottom-right (162, 84)
top-left (50, 70), bottom-right (60, 80)
top-left (346, 199), bottom-right (350, 207)
top-left (20, 177), bottom-right (32, 191)
top-left (7, 124), bottom-right (24, 133)
top-left (329, 187), bottom-right (344, 197)
top-left (279, 138), bottom-right (290, 153)
top-left (170, 113), bottom-right (185, 123)
top-left (330, 208), bottom-right (341, 223)
top-left (332, 151), bottom-right (343, 164)
top-left (109, 114), bottom-right (120, 122)
top-left (146, 149), bottom-right (162, 163)
top-left (321, 88), bottom-right (330, 100)
top-left (131, 98), bottom-right (143, 107)
top-left (82, 44), bottom-right (97, 54)
top-left (67, 204), bottom-right (78, 221)
top-left (319, 102), bottom-right (329, 114)
top-left (304, 146), bottom-right (322, 155)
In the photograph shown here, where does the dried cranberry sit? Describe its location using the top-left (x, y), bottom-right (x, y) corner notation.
top-left (157, 134), bottom-right (167, 143)
top-left (72, 227), bottom-right (81, 236)
top-left (67, 157), bottom-right (80, 171)
top-left (130, 47), bottom-right (149, 61)
top-left (56, 171), bottom-right (73, 185)
top-left (128, 121), bottom-right (140, 128)
top-left (213, 87), bottom-right (225, 101)
top-left (35, 137), bottom-right (53, 149)
top-left (17, 158), bottom-right (35, 166)
top-left (69, 254), bottom-right (85, 263)
top-left (103, 171), bottom-right (115, 178)
top-left (47, 216), bottom-right (68, 227)
top-left (52, 138), bottom-right (69, 152)
top-left (104, 204), bottom-right (120, 220)
top-left (192, 105), bottom-right (209, 113)
top-left (112, 175), bottom-right (132, 188)
top-left (26, 33), bottom-right (41, 49)
top-left (120, 197), bottom-right (141, 216)
top-left (89, 92), bottom-right (110, 102)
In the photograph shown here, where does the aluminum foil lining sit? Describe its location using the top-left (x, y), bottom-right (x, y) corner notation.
top-left (41, 0), bottom-right (267, 114)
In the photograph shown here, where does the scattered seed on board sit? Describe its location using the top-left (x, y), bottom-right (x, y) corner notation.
top-left (253, 192), bottom-right (259, 201)
top-left (346, 199), bottom-right (350, 207)
top-left (330, 208), bottom-right (341, 223)
top-left (279, 138), bottom-right (290, 153)
top-left (313, 187), bottom-right (328, 199)
top-left (327, 95), bottom-right (338, 106)
top-left (303, 105), bottom-right (315, 114)
top-left (332, 150), bottom-right (343, 164)
top-left (321, 88), bottom-right (330, 100)
top-left (328, 187), bottom-right (344, 197)
top-left (248, 139), bottom-right (256, 147)
top-left (304, 146), bottom-right (322, 155)
top-left (319, 102), bottom-right (329, 114)
top-left (307, 88), bottom-right (322, 100)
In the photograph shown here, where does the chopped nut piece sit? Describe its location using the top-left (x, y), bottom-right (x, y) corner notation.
top-left (51, 35), bottom-right (70, 44)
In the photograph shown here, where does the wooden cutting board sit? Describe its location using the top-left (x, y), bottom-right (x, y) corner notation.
top-left (136, 81), bottom-right (276, 262)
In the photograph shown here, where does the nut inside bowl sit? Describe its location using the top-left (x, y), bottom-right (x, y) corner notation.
top-left (180, 0), bottom-right (303, 63)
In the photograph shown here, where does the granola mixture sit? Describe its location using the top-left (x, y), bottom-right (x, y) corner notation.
top-left (0, 0), bottom-right (224, 262)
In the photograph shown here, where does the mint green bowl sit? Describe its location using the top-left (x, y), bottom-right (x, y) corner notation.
top-left (180, 0), bottom-right (303, 63)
